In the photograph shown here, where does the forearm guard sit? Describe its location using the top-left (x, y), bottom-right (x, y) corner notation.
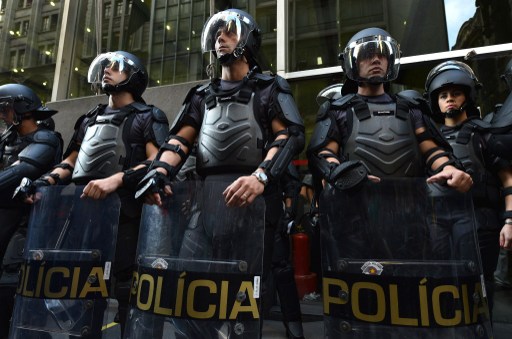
top-left (308, 151), bottom-right (369, 190)
top-left (259, 126), bottom-right (305, 181)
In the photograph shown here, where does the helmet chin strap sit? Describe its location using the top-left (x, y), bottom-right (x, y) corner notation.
top-left (443, 101), bottom-right (467, 118)
top-left (218, 47), bottom-right (244, 66)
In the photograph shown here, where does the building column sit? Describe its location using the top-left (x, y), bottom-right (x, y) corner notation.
top-left (51, 0), bottom-right (80, 101)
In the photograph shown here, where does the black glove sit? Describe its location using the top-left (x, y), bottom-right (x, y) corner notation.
top-left (135, 169), bottom-right (173, 199)
top-left (12, 176), bottom-right (53, 201)
top-left (327, 160), bottom-right (369, 190)
top-left (282, 208), bottom-right (296, 235)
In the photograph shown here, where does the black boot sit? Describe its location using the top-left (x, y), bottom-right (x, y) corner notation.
top-left (285, 320), bottom-right (305, 339)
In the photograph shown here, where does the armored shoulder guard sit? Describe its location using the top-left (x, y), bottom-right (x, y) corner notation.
top-left (271, 75), bottom-right (303, 127)
top-left (18, 129), bottom-right (62, 170)
top-left (330, 93), bottom-right (357, 110)
top-left (307, 101), bottom-right (334, 153)
top-left (169, 83), bottom-right (206, 134)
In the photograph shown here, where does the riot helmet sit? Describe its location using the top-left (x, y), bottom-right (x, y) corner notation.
top-left (500, 59), bottom-right (512, 91)
top-left (425, 60), bottom-right (481, 118)
top-left (340, 27), bottom-right (401, 84)
top-left (88, 51), bottom-right (148, 101)
top-left (201, 9), bottom-right (262, 71)
top-left (0, 83), bottom-right (57, 126)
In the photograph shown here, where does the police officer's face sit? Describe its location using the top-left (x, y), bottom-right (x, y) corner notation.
top-left (103, 60), bottom-right (128, 86)
top-left (214, 22), bottom-right (239, 57)
top-left (357, 53), bottom-right (388, 79)
top-left (437, 86), bottom-right (466, 113)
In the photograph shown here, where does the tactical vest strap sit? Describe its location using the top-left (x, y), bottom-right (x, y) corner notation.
top-left (395, 99), bottom-right (410, 120)
top-left (237, 87), bottom-right (253, 104)
top-left (455, 124), bottom-right (474, 145)
top-left (352, 99), bottom-right (371, 121)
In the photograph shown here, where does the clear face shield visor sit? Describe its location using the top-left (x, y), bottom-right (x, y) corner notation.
top-left (87, 52), bottom-right (139, 88)
top-left (343, 35), bottom-right (401, 83)
top-left (201, 11), bottom-right (253, 55)
top-left (0, 100), bottom-right (14, 125)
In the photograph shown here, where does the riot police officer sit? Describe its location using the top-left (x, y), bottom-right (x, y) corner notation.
top-left (137, 9), bottom-right (304, 338)
top-left (307, 27), bottom-right (472, 229)
top-left (272, 163), bottom-right (305, 339)
top-left (24, 51), bottom-right (169, 336)
top-left (0, 84), bottom-right (62, 337)
top-left (308, 28), bottom-right (471, 191)
top-left (425, 60), bottom-right (512, 315)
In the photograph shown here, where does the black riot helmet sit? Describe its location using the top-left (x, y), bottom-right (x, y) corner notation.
top-left (340, 27), bottom-right (401, 85)
top-left (500, 59), bottom-right (512, 92)
top-left (0, 84), bottom-right (57, 125)
top-left (425, 60), bottom-right (482, 118)
top-left (88, 51), bottom-right (148, 101)
top-left (201, 9), bottom-right (262, 71)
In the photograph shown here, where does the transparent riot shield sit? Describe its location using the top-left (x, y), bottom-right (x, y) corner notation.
top-left (9, 184), bottom-right (120, 338)
top-left (320, 178), bottom-right (492, 339)
top-left (124, 178), bottom-right (265, 339)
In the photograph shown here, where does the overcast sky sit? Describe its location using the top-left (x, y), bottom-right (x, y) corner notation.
top-left (444, 0), bottom-right (477, 49)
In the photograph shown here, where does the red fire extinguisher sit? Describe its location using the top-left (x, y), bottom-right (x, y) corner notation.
top-left (291, 227), bottom-right (317, 299)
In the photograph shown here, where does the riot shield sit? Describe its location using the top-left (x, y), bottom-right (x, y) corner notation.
top-left (9, 184), bottom-right (120, 338)
top-left (124, 178), bottom-right (265, 339)
top-left (320, 178), bottom-right (492, 339)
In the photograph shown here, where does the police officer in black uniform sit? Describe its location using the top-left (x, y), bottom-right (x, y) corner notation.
top-left (24, 51), bottom-right (169, 335)
top-left (138, 9), bottom-right (305, 338)
top-left (273, 162), bottom-right (305, 338)
top-left (424, 60), bottom-right (512, 316)
top-left (307, 28), bottom-right (472, 259)
top-left (0, 84), bottom-right (62, 338)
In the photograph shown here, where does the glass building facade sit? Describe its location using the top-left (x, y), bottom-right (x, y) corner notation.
top-left (1, 0), bottom-right (512, 162)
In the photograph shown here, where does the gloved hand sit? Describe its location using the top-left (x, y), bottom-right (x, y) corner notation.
top-left (282, 208), bottom-right (296, 235)
top-left (135, 169), bottom-right (172, 199)
top-left (13, 176), bottom-right (53, 202)
top-left (327, 160), bottom-right (369, 190)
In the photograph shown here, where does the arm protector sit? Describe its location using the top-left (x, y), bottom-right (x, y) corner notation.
top-left (260, 76), bottom-right (305, 180)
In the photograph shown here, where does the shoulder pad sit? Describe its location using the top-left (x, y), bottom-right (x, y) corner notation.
top-left (181, 84), bottom-right (206, 105)
top-left (330, 93), bottom-right (357, 110)
top-left (254, 73), bottom-right (275, 84)
top-left (274, 75), bottom-right (292, 93)
top-left (467, 118), bottom-right (491, 131)
top-left (396, 90), bottom-right (426, 107)
top-left (396, 90), bottom-right (438, 121)
top-left (150, 106), bottom-right (169, 123)
top-left (73, 114), bottom-right (87, 130)
top-left (195, 83), bottom-right (210, 95)
top-left (130, 102), bottom-right (152, 112)
top-left (33, 129), bottom-right (61, 148)
top-left (317, 101), bottom-right (331, 120)
top-left (86, 104), bottom-right (103, 117)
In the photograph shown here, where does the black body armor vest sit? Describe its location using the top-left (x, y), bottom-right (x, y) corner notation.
top-left (442, 124), bottom-right (500, 206)
top-left (73, 107), bottom-right (133, 183)
top-left (343, 99), bottom-right (423, 177)
top-left (196, 84), bottom-right (264, 176)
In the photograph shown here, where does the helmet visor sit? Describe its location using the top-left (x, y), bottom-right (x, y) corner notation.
top-left (343, 35), bottom-right (400, 83)
top-left (201, 11), bottom-right (253, 54)
top-left (87, 52), bottom-right (140, 87)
